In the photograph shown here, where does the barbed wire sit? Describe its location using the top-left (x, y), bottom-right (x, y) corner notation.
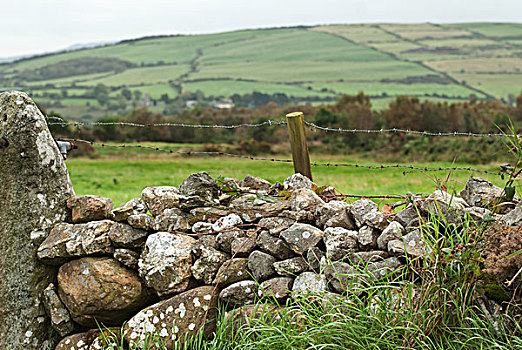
top-left (61, 137), bottom-right (502, 176)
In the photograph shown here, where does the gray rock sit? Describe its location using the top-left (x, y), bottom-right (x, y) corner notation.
top-left (394, 205), bottom-right (419, 228)
top-left (324, 261), bottom-right (356, 293)
top-left (323, 227), bottom-right (358, 261)
top-left (191, 245), bottom-right (230, 284)
top-left (192, 221), bottom-right (214, 234)
top-left (315, 200), bottom-right (355, 230)
top-left (213, 258), bottom-right (250, 286)
top-left (212, 213), bottom-right (243, 231)
top-left (141, 186), bottom-right (180, 217)
top-left (258, 216), bottom-right (295, 237)
top-left (283, 173), bottom-right (315, 190)
top-left (127, 213), bottom-right (155, 230)
top-left (239, 175), bottom-right (272, 192)
top-left (219, 280), bottom-right (258, 307)
top-left (290, 188), bottom-right (325, 217)
top-left (292, 272), bottom-right (327, 294)
top-left (274, 257), bottom-right (309, 277)
top-left (248, 250), bottom-right (276, 281)
top-left (350, 199), bottom-right (379, 228)
top-left (357, 225), bottom-right (379, 250)
top-left (113, 249), bottom-right (140, 270)
top-left (306, 247), bottom-right (326, 271)
top-left (37, 220), bottom-right (115, 264)
top-left (388, 230), bottom-right (431, 258)
top-left (258, 277), bottom-right (294, 300)
top-left (280, 223), bottom-right (324, 254)
top-left (197, 235), bottom-right (219, 250)
top-left (216, 228), bottom-right (257, 256)
top-left (377, 221), bottom-right (405, 250)
top-left (67, 195), bottom-right (114, 223)
top-left (112, 197), bottom-right (147, 222)
top-left (362, 211), bottom-right (388, 230)
top-left (463, 206), bottom-right (493, 223)
top-left (109, 222), bottom-right (149, 249)
top-left (256, 231), bottom-right (294, 260)
top-left (230, 195), bottom-right (291, 222)
top-left (0, 91), bottom-right (74, 349)
top-left (153, 208), bottom-right (190, 232)
top-left (420, 190), bottom-right (469, 222)
top-left (349, 250), bottom-right (388, 265)
top-left (139, 232), bottom-right (196, 297)
top-left (42, 283), bottom-right (74, 337)
top-left (501, 206), bottom-right (522, 226)
top-left (189, 206), bottom-right (231, 225)
top-left (460, 177), bottom-right (512, 209)
top-left (366, 257), bottom-right (401, 281)
top-left (179, 172), bottom-right (220, 210)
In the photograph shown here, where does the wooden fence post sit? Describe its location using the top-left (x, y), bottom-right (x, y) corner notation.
top-left (286, 112), bottom-right (313, 181)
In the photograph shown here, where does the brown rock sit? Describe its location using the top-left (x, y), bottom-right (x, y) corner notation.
top-left (128, 213), bottom-right (155, 230)
top-left (108, 222), bottom-right (149, 249)
top-left (55, 330), bottom-right (100, 350)
top-left (213, 258), bottom-right (250, 287)
top-left (112, 197), bottom-right (147, 222)
top-left (67, 195), bottom-right (113, 223)
top-left (141, 186), bottom-right (180, 217)
top-left (258, 277), bottom-right (294, 300)
top-left (258, 216), bottom-right (295, 237)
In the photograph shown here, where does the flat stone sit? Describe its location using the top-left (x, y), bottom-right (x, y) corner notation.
top-left (179, 172), bottom-right (220, 210)
top-left (112, 197), bottom-right (147, 222)
top-left (127, 213), bottom-right (155, 230)
top-left (153, 208), bottom-right (190, 232)
top-left (306, 247), bottom-right (326, 271)
top-left (248, 250), bottom-right (276, 282)
top-left (350, 199), bottom-right (378, 228)
top-left (109, 222), bottom-right (148, 249)
top-left (502, 206), bottom-right (522, 226)
top-left (394, 205), bottom-right (419, 228)
top-left (219, 280), bottom-right (258, 307)
top-left (216, 228), bottom-right (257, 256)
top-left (141, 186), bottom-right (180, 217)
top-left (357, 225), bottom-right (379, 250)
top-left (292, 272), bottom-right (327, 295)
top-left (274, 256), bottom-right (309, 277)
top-left (388, 230), bottom-right (431, 258)
top-left (323, 227), bottom-right (358, 261)
top-left (230, 195), bottom-right (291, 222)
top-left (188, 206), bottom-right (231, 226)
top-left (191, 245), bottom-right (230, 284)
top-left (42, 283), bottom-right (74, 337)
top-left (139, 232), bottom-right (196, 297)
top-left (256, 231), bottom-right (294, 260)
top-left (377, 221), bottom-right (405, 251)
top-left (57, 257), bottom-right (153, 327)
top-left (239, 175), bottom-right (272, 192)
top-left (315, 200), bottom-right (355, 230)
top-left (290, 188), bottom-right (325, 215)
top-left (283, 173), bottom-right (315, 190)
top-left (67, 195), bottom-right (113, 223)
top-left (113, 249), bottom-right (140, 270)
top-left (420, 190), bottom-right (469, 222)
top-left (213, 258), bottom-right (250, 287)
top-left (258, 277), bottom-right (294, 300)
top-left (280, 223), bottom-right (324, 254)
top-left (192, 221), bottom-right (214, 234)
top-left (258, 216), bottom-right (295, 237)
top-left (362, 211), bottom-right (388, 230)
top-left (212, 213), bottom-right (243, 231)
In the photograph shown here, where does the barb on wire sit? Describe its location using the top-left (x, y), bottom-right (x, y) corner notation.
top-left (305, 121), bottom-right (515, 138)
top-left (47, 119), bottom-right (288, 129)
top-left (61, 138), bottom-right (502, 176)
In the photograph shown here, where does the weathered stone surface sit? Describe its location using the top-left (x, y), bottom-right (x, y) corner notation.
top-left (191, 245), bottom-right (230, 284)
top-left (213, 258), bottom-right (250, 286)
top-left (420, 190), bottom-right (469, 219)
top-left (37, 220), bottom-right (115, 264)
top-left (179, 172), bottom-right (220, 210)
top-left (109, 222), bottom-right (149, 249)
top-left (198, 235), bottom-right (219, 250)
top-left (258, 216), bottom-right (295, 237)
top-left (357, 225), bottom-right (379, 250)
top-left (139, 232), bottom-right (196, 297)
top-left (366, 257), bottom-right (402, 281)
top-left (324, 261), bottom-right (356, 293)
top-left (290, 188), bottom-right (325, 220)
top-left (460, 177), bottom-right (512, 208)
top-left (230, 195), bottom-right (291, 222)
top-left (315, 200), bottom-right (355, 230)
top-left (42, 283), bottom-right (74, 337)
top-left (192, 221), bottom-right (214, 234)
top-left (280, 223), bottom-right (324, 254)
top-left (248, 250), bottom-right (276, 281)
top-left (124, 286), bottom-right (218, 349)
top-left (188, 206), bottom-right (230, 225)
top-left (394, 205), bottom-right (419, 228)
top-left (388, 230), bottom-right (431, 257)
top-left (67, 195), bottom-right (113, 223)
top-left (258, 277), bottom-right (294, 300)
top-left (219, 280), bottom-right (258, 307)
top-left (306, 247), bottom-right (326, 271)
top-left (240, 175), bottom-right (272, 192)
top-left (212, 213), bottom-right (243, 231)
top-left (256, 231), bottom-right (294, 260)
top-left (283, 173), bottom-right (315, 190)
top-left (362, 211), bottom-right (388, 230)
top-left (216, 228), bottom-right (257, 256)
top-left (274, 257), bottom-right (309, 277)
top-left (463, 206), bottom-right (493, 223)
top-left (141, 186), bottom-right (180, 217)
top-left (0, 91), bottom-right (74, 349)
top-left (58, 257), bottom-right (153, 327)
top-left (226, 303), bottom-right (283, 331)
top-left (501, 206), bottom-right (522, 226)
top-left (113, 249), bottom-right (140, 270)
top-left (292, 272), bottom-right (327, 294)
top-left (350, 199), bottom-right (378, 228)
top-left (55, 330), bottom-right (100, 350)
top-left (377, 221), bottom-right (405, 250)
top-left (349, 250), bottom-right (388, 265)
top-left (153, 208), bottom-right (190, 232)
top-left (323, 227), bottom-right (358, 261)
top-left (127, 213), bottom-right (155, 230)
top-left (112, 197), bottom-right (147, 222)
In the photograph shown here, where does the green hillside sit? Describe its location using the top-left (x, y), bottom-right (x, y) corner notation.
top-left (1, 23), bottom-right (521, 121)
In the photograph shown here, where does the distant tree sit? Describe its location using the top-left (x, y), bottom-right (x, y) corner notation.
top-left (121, 88), bottom-right (132, 101)
top-left (93, 83), bottom-right (109, 106)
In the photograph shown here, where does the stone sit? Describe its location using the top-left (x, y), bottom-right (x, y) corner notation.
top-left (57, 257), bottom-right (153, 327)
top-left (323, 227), bottom-right (358, 261)
top-left (258, 216), bottom-right (295, 237)
top-left (290, 188), bottom-right (325, 217)
top-left (112, 197), bottom-right (147, 222)
top-left (315, 200), bottom-right (355, 230)
top-left (109, 222), bottom-right (149, 249)
top-left (153, 208), bottom-right (190, 232)
top-left (226, 303), bottom-right (283, 331)
top-left (420, 190), bottom-right (469, 220)
top-left (258, 277), bottom-right (294, 300)
top-left (292, 272), bottom-right (327, 295)
top-left (280, 223), bottom-right (324, 254)
top-left (123, 286), bottom-right (218, 349)
top-left (231, 196), bottom-right (292, 223)
top-left (216, 228), bottom-right (257, 256)
top-left (256, 231), bottom-right (294, 260)
top-left (362, 211), bottom-right (388, 230)
top-left (306, 247), bottom-right (326, 271)
top-left (113, 249), bottom-right (140, 270)
top-left (377, 221), bottom-right (405, 251)
top-left (283, 173), bottom-right (315, 190)
top-left (248, 250), bottom-right (276, 282)
top-left (324, 261), bottom-right (357, 294)
top-left (179, 172), bottom-right (220, 210)
top-left (139, 232), bottom-right (196, 297)
top-left (55, 330), bottom-right (101, 350)
top-left (366, 257), bottom-right (401, 281)
top-left (239, 175), bottom-right (272, 192)
top-left (349, 250), bottom-right (388, 265)
top-left (357, 225), bottom-right (379, 250)
top-left (388, 230), bottom-right (431, 258)
top-left (37, 220), bottom-right (115, 264)
top-left (212, 213), bottom-right (243, 231)
top-left (460, 177), bottom-right (513, 209)
top-left (192, 221), bottom-right (214, 234)
top-left (350, 199), bottom-right (378, 228)
top-left (67, 195), bottom-right (113, 223)
top-left (191, 245), bottom-right (230, 284)
top-left (501, 206), bottom-right (522, 226)
top-left (213, 258), bottom-right (250, 287)
top-left (394, 205), bottom-right (420, 228)
top-left (128, 213), bottom-right (155, 230)
top-left (463, 206), bottom-right (494, 223)
top-left (42, 283), bottom-right (74, 337)
top-left (219, 280), bottom-right (258, 307)
top-left (197, 235), bottom-right (219, 250)
top-left (0, 91), bottom-right (74, 349)
top-left (274, 257), bottom-right (309, 277)
top-left (141, 186), bottom-right (180, 217)
top-left (188, 206), bottom-right (230, 225)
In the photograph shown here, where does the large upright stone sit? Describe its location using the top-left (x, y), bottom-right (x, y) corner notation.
top-left (0, 91), bottom-right (74, 349)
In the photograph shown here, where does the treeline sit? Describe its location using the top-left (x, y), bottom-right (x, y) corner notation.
top-left (47, 92), bottom-right (522, 164)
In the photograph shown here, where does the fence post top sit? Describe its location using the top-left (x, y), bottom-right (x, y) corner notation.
top-left (286, 112), bottom-right (303, 118)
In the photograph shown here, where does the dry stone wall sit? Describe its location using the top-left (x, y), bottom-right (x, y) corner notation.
top-left (36, 171), bottom-right (521, 350)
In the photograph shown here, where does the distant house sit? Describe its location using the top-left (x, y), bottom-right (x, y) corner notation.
top-left (185, 100), bottom-right (198, 109)
top-left (212, 101), bottom-right (235, 109)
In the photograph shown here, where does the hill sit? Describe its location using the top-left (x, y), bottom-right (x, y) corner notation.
top-left (1, 23), bottom-right (521, 121)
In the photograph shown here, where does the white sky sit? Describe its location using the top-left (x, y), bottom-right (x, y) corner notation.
top-left (2, 0), bottom-right (522, 58)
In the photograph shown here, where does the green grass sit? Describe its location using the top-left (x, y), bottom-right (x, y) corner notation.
top-left (110, 84), bottom-right (179, 99)
top-left (447, 22), bottom-right (522, 38)
top-left (82, 65), bottom-right (191, 86)
top-left (452, 73), bottom-right (522, 99)
top-left (311, 25), bottom-right (399, 43)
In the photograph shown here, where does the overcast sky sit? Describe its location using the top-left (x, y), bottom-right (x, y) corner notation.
top-left (2, 0), bottom-right (522, 59)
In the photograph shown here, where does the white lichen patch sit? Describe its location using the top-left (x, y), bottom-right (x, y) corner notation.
top-left (35, 129), bottom-right (59, 172)
top-left (174, 303), bottom-right (187, 318)
top-left (302, 231), bottom-right (311, 239)
top-left (193, 297), bottom-right (201, 307)
top-left (203, 294), bottom-right (212, 300)
top-left (188, 323), bottom-right (196, 331)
